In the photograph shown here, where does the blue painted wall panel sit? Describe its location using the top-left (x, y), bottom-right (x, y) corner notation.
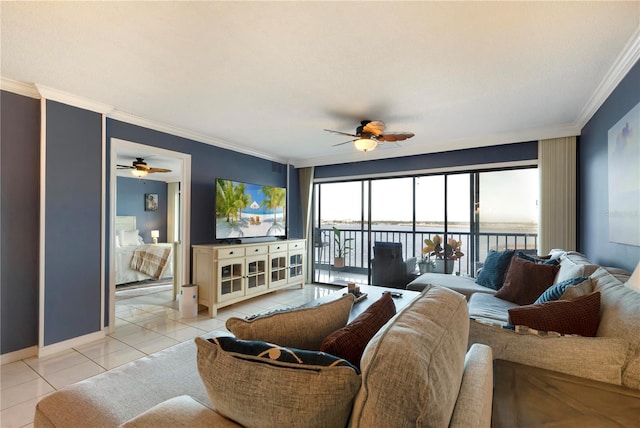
top-left (579, 60), bottom-right (640, 271)
top-left (44, 101), bottom-right (102, 345)
top-left (314, 142), bottom-right (538, 179)
top-left (1, 91), bottom-right (40, 354)
top-left (116, 177), bottom-right (168, 243)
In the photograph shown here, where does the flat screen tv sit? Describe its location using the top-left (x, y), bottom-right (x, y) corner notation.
top-left (215, 178), bottom-right (287, 239)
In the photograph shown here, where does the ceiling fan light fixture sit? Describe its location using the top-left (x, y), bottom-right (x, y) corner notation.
top-left (354, 138), bottom-right (378, 152)
top-left (131, 169), bottom-right (148, 178)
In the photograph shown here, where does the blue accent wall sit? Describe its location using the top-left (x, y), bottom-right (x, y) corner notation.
top-left (1, 91), bottom-right (40, 354)
top-left (44, 101), bottom-right (102, 345)
top-left (117, 177), bottom-right (168, 243)
top-left (579, 59), bottom-right (640, 271)
top-left (314, 141), bottom-right (538, 179)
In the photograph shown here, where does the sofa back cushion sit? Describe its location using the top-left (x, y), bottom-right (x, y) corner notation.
top-left (349, 285), bottom-right (469, 427)
top-left (592, 267), bottom-right (640, 389)
top-left (555, 252), bottom-right (599, 284)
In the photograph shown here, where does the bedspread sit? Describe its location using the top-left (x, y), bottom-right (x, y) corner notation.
top-left (130, 244), bottom-right (172, 279)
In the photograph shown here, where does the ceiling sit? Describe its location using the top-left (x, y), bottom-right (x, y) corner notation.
top-left (2, 2), bottom-right (639, 168)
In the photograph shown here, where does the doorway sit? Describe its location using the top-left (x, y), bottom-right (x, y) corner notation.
top-left (108, 138), bottom-right (191, 333)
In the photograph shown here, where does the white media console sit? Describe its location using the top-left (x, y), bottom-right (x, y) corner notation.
top-left (192, 239), bottom-right (306, 317)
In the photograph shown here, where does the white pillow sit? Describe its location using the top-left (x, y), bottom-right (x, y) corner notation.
top-left (121, 229), bottom-right (140, 246)
top-left (137, 235), bottom-right (145, 245)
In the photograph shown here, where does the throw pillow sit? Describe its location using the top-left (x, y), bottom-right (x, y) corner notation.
top-left (475, 249), bottom-right (516, 290)
top-left (507, 292), bottom-right (601, 337)
top-left (559, 277), bottom-right (594, 300)
top-left (226, 293), bottom-right (354, 350)
top-left (534, 276), bottom-right (591, 304)
top-left (494, 256), bottom-right (560, 305)
top-left (195, 336), bottom-right (361, 428)
top-left (517, 251), bottom-right (560, 265)
top-left (320, 293), bottom-right (396, 368)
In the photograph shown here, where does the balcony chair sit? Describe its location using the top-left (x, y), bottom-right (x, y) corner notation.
top-left (371, 242), bottom-right (417, 289)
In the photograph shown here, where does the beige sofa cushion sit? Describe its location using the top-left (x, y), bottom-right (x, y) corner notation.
top-left (469, 319), bottom-right (629, 385)
top-left (350, 285), bottom-right (469, 427)
top-left (406, 273), bottom-right (496, 299)
top-left (120, 395), bottom-right (241, 428)
top-left (226, 293), bottom-right (354, 350)
top-left (592, 267), bottom-right (640, 389)
top-left (555, 252), bottom-right (599, 283)
top-left (195, 337), bottom-right (361, 428)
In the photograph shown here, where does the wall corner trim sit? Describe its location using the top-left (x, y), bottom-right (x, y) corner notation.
top-left (577, 27), bottom-right (640, 129)
top-left (35, 84), bottom-right (114, 114)
top-left (0, 76), bottom-right (40, 99)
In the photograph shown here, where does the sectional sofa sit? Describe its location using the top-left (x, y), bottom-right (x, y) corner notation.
top-left (35, 285), bottom-right (493, 427)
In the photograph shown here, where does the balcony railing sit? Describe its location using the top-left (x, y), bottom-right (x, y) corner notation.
top-left (314, 227), bottom-right (538, 279)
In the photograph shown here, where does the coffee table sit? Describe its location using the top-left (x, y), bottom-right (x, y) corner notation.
top-left (304, 284), bottom-right (421, 322)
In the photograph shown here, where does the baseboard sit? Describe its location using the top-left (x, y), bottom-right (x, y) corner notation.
top-left (1, 345), bottom-right (38, 364)
top-left (38, 330), bottom-right (105, 358)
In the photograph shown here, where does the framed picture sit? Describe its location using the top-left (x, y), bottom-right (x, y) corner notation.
top-left (145, 193), bottom-right (158, 211)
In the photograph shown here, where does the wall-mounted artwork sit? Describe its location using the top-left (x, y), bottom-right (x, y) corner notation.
top-left (145, 193), bottom-right (158, 211)
top-left (608, 101), bottom-right (640, 246)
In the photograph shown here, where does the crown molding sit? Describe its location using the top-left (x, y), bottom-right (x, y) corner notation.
top-left (0, 77), bottom-right (40, 99)
top-left (107, 110), bottom-right (287, 164)
top-left (34, 84), bottom-right (113, 114)
top-left (576, 26), bottom-right (640, 129)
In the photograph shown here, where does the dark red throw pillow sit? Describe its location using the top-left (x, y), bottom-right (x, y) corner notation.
top-left (320, 293), bottom-right (396, 368)
top-left (508, 292), bottom-right (601, 337)
top-left (495, 256), bottom-right (560, 305)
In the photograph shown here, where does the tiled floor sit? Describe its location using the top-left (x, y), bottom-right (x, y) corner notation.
top-left (0, 283), bottom-right (341, 428)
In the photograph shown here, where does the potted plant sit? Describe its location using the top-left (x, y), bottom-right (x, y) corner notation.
top-left (423, 234), bottom-right (464, 274)
top-left (419, 237), bottom-right (437, 274)
top-left (332, 227), bottom-right (353, 268)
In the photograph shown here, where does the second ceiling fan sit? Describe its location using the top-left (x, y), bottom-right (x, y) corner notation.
top-left (325, 120), bottom-right (415, 152)
top-left (117, 157), bottom-right (172, 178)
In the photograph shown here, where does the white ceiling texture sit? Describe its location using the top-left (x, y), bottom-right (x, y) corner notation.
top-left (1, 1), bottom-right (639, 169)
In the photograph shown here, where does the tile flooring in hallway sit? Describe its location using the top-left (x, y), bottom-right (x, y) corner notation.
top-left (0, 283), bottom-right (341, 428)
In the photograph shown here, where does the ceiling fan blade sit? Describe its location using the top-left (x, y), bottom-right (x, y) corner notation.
top-left (324, 129), bottom-right (358, 138)
top-left (378, 132), bottom-right (415, 142)
top-left (117, 164), bottom-right (134, 169)
top-left (362, 120), bottom-right (386, 136)
top-left (332, 139), bottom-right (354, 147)
top-left (148, 168), bottom-right (172, 173)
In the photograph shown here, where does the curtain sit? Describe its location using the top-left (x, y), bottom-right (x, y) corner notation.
top-left (538, 136), bottom-right (577, 254)
top-left (298, 167), bottom-right (314, 282)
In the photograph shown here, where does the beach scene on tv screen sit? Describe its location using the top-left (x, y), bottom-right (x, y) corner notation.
top-left (216, 179), bottom-right (286, 239)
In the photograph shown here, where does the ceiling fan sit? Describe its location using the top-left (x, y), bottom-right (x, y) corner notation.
top-left (324, 120), bottom-right (415, 152)
top-left (117, 157), bottom-right (172, 178)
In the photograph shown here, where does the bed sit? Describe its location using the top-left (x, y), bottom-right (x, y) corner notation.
top-left (115, 216), bottom-right (174, 285)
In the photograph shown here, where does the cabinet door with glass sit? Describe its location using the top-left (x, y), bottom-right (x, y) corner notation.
top-left (217, 256), bottom-right (245, 302)
top-left (245, 253), bottom-right (268, 296)
top-left (288, 241), bottom-right (305, 286)
top-left (268, 242), bottom-right (288, 289)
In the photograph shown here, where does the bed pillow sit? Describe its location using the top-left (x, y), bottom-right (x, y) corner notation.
top-left (508, 292), bottom-right (601, 337)
top-left (475, 250), bottom-right (515, 290)
top-left (494, 256), bottom-right (560, 305)
top-left (195, 336), bottom-right (360, 428)
top-left (121, 229), bottom-right (140, 246)
top-left (226, 293), bottom-right (354, 350)
top-left (320, 293), bottom-right (396, 368)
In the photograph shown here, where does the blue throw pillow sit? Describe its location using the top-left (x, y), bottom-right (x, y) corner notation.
top-left (534, 276), bottom-right (590, 304)
top-left (475, 250), bottom-right (515, 290)
top-left (208, 336), bottom-right (359, 373)
top-left (517, 251), bottom-right (560, 265)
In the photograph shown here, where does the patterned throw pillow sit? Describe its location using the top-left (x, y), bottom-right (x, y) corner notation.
top-left (495, 256), bottom-right (561, 305)
top-left (475, 250), bottom-right (516, 290)
top-left (535, 277), bottom-right (591, 304)
top-left (320, 293), bottom-right (396, 369)
top-left (508, 292), bottom-right (601, 337)
top-left (195, 336), bottom-right (361, 428)
top-left (226, 293), bottom-right (354, 350)
top-left (518, 251), bottom-right (560, 265)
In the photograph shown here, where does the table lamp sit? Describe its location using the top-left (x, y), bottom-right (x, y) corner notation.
top-left (151, 230), bottom-right (159, 244)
